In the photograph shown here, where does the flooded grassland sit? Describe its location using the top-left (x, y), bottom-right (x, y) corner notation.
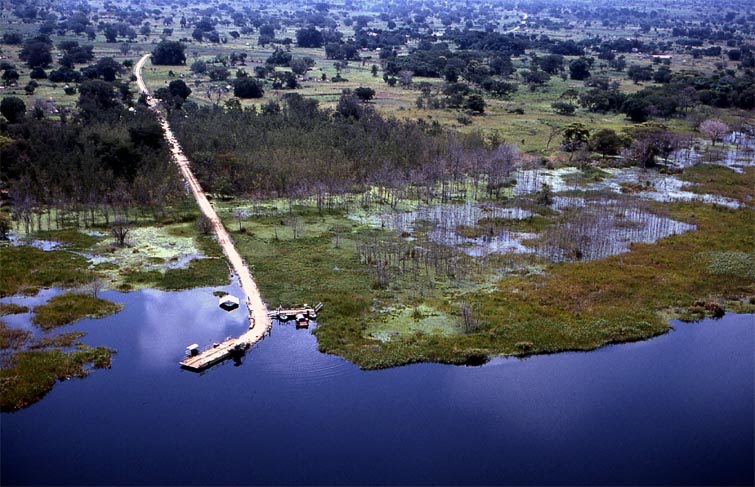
top-left (214, 140), bottom-right (755, 368)
top-left (1, 134), bottom-right (754, 408)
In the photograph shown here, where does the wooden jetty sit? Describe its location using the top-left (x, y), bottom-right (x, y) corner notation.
top-left (180, 338), bottom-right (250, 371)
top-left (268, 303), bottom-right (323, 325)
top-left (179, 302), bottom-right (323, 371)
top-left (179, 297), bottom-right (272, 371)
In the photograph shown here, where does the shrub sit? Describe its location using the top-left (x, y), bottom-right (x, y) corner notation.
top-left (551, 101), bottom-right (575, 115)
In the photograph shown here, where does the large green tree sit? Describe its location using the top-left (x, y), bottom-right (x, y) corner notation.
top-left (569, 58), bottom-right (591, 81)
top-left (296, 27), bottom-right (323, 48)
top-left (151, 41), bottom-right (186, 65)
top-left (354, 87), bottom-right (376, 102)
top-left (589, 128), bottom-right (628, 158)
top-left (465, 94), bottom-right (486, 113)
top-left (19, 38), bottom-right (52, 68)
top-left (233, 78), bottom-right (264, 98)
top-left (561, 122), bottom-right (590, 159)
top-left (0, 96), bottom-right (26, 123)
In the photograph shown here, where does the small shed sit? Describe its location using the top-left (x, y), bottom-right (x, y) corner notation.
top-left (219, 294), bottom-right (240, 311)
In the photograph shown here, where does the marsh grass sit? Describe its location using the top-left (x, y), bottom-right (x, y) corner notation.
top-left (702, 251), bottom-right (755, 280)
top-left (0, 303), bottom-right (29, 316)
top-left (0, 246), bottom-right (92, 297)
top-left (561, 166), bottom-right (612, 185)
top-left (32, 293), bottom-right (123, 331)
top-left (123, 257), bottom-right (230, 291)
top-left (0, 345), bottom-right (113, 412)
top-left (679, 165), bottom-right (755, 204)
top-left (1, 214), bottom-right (230, 295)
top-left (478, 215), bottom-right (553, 233)
top-left (34, 228), bottom-right (104, 251)
top-left (121, 231), bottom-right (230, 290)
top-left (0, 321), bottom-right (32, 350)
top-left (469, 202), bottom-right (754, 356)
top-left (28, 332), bottom-right (87, 350)
top-left (223, 173), bottom-right (753, 369)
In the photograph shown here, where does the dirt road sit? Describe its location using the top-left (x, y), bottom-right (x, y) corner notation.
top-left (134, 54), bottom-right (272, 342)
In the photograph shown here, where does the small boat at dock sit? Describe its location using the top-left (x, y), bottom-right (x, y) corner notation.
top-left (268, 303), bottom-right (322, 326)
top-left (295, 313), bottom-right (309, 328)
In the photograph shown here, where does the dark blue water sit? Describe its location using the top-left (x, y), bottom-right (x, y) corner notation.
top-left (1, 285), bottom-right (753, 486)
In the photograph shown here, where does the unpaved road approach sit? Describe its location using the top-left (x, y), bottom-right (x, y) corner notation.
top-left (134, 54), bottom-right (272, 344)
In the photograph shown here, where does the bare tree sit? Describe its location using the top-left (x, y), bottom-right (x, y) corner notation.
top-left (31, 98), bottom-right (50, 120)
top-left (291, 216), bottom-right (302, 239)
top-left (205, 84), bottom-right (224, 107)
top-left (373, 260), bottom-right (389, 289)
top-left (398, 70), bottom-right (414, 86)
top-left (330, 224), bottom-right (349, 249)
top-left (459, 300), bottom-right (482, 333)
top-left (545, 124), bottom-right (562, 150)
top-left (699, 118), bottom-right (729, 146)
top-left (89, 277), bottom-right (105, 298)
top-left (485, 143), bottom-right (519, 199)
top-left (0, 212), bottom-right (11, 240)
top-left (233, 208), bottom-right (249, 232)
top-left (111, 218), bottom-right (131, 246)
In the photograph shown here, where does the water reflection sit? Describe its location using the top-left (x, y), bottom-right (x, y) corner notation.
top-left (6, 234), bottom-right (63, 251)
top-left (133, 279), bottom-right (254, 369)
top-left (669, 131), bottom-right (755, 173)
top-left (353, 195), bottom-right (695, 262)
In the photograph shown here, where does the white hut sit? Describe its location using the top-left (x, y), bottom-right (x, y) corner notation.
top-left (219, 294), bottom-right (240, 311)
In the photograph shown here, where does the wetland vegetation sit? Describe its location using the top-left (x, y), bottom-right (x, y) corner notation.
top-left (31, 293), bottom-right (123, 330)
top-left (0, 0), bottom-right (753, 407)
top-left (0, 344), bottom-right (113, 411)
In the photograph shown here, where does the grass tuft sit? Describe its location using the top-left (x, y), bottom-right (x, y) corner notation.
top-left (0, 303), bottom-right (29, 316)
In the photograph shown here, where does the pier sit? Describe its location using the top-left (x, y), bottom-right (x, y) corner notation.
top-left (135, 55), bottom-right (273, 371)
top-left (179, 337), bottom-right (250, 371)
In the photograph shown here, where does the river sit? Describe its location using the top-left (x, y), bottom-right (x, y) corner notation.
top-left (1, 284), bottom-right (753, 485)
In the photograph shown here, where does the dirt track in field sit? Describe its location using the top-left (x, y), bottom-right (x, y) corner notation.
top-left (135, 54), bottom-right (272, 342)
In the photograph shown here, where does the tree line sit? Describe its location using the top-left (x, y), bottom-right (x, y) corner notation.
top-left (1, 91), bottom-right (185, 233)
top-left (166, 93), bottom-right (532, 204)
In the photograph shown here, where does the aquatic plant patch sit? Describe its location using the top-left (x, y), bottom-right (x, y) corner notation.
top-left (702, 251), bottom-right (755, 280)
top-left (0, 345), bottom-right (113, 412)
top-left (0, 246), bottom-right (92, 297)
top-left (32, 293), bottom-right (123, 331)
top-left (0, 303), bottom-right (29, 316)
top-left (0, 321), bottom-right (32, 350)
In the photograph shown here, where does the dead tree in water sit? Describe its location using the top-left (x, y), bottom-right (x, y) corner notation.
top-left (111, 218), bottom-right (131, 246)
top-left (459, 300), bottom-right (483, 333)
top-left (485, 144), bottom-right (519, 199)
top-left (233, 208), bottom-right (249, 232)
top-left (291, 216), bottom-right (302, 239)
top-left (373, 260), bottom-right (389, 289)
